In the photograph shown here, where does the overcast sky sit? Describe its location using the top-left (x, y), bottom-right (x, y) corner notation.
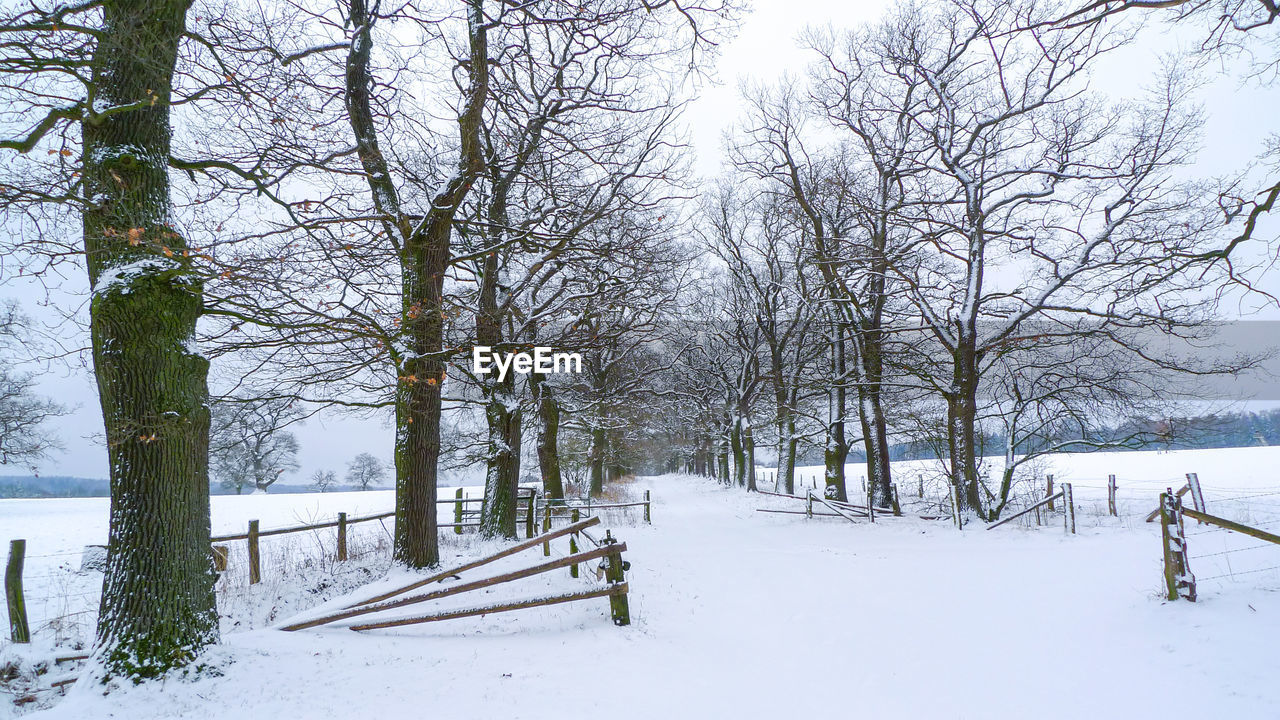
top-left (5, 0), bottom-right (1280, 481)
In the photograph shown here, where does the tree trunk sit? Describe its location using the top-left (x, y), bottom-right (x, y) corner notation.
top-left (861, 201), bottom-right (894, 508)
top-left (774, 418), bottom-right (795, 494)
top-left (589, 424), bottom-right (605, 496)
top-left (857, 384), bottom-right (893, 508)
top-left (476, 245), bottom-right (519, 537)
top-left (85, 0), bottom-right (218, 680)
top-left (343, 0), bottom-right (487, 567)
top-left (824, 333), bottom-right (849, 501)
top-left (768, 420), bottom-right (788, 491)
top-left (771, 356), bottom-right (795, 494)
top-left (393, 228), bottom-right (446, 565)
top-left (531, 374), bottom-right (563, 500)
top-left (730, 414), bottom-right (745, 488)
top-left (947, 336), bottom-right (985, 519)
top-left (480, 379), bottom-right (520, 538)
top-left (775, 414), bottom-right (798, 495)
top-left (743, 414), bottom-right (758, 492)
top-left (717, 414), bottom-right (731, 484)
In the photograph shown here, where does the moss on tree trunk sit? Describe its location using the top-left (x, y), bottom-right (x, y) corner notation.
top-left (532, 373), bottom-right (564, 500)
top-left (84, 0), bottom-right (219, 680)
top-left (393, 232), bottom-right (446, 567)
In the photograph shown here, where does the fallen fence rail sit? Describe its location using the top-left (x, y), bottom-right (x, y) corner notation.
top-left (755, 508), bottom-right (846, 518)
top-left (987, 483), bottom-right (1075, 535)
top-left (347, 585), bottom-right (629, 631)
top-left (344, 516), bottom-right (601, 609)
top-left (278, 513), bottom-right (631, 632)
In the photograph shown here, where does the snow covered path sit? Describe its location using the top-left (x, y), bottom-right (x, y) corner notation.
top-left (37, 474), bottom-right (1280, 719)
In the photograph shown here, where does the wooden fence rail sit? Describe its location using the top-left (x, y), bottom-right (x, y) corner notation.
top-left (278, 514), bottom-right (630, 633)
top-left (348, 585), bottom-right (629, 632)
top-left (215, 488), bottom-right (541, 584)
top-left (344, 516), bottom-right (601, 609)
top-left (1181, 507), bottom-right (1280, 546)
top-left (538, 496), bottom-right (653, 525)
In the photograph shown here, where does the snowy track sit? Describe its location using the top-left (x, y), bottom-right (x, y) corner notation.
top-left (27, 473), bottom-right (1280, 719)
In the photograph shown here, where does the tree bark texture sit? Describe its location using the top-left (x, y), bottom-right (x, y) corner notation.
top-left (84, 0), bottom-right (219, 679)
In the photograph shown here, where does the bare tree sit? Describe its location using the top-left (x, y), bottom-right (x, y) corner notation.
top-left (700, 183), bottom-right (820, 494)
top-left (210, 396), bottom-right (301, 494)
top-left (1044, 0), bottom-right (1280, 268)
top-left (868, 0), bottom-right (1246, 519)
top-left (345, 452), bottom-right (386, 491)
top-left (310, 468), bottom-right (337, 492)
top-left (0, 302), bottom-right (65, 469)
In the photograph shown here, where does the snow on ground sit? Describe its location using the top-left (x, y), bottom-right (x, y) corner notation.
top-left (5, 450), bottom-right (1279, 719)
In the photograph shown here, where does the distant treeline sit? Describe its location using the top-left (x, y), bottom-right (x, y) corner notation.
top-left (879, 408), bottom-right (1280, 462)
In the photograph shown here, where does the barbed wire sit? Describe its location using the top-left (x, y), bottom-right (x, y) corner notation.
top-left (21, 550), bottom-right (87, 559)
top-left (1199, 564), bottom-right (1280, 582)
top-left (1191, 542), bottom-right (1280, 559)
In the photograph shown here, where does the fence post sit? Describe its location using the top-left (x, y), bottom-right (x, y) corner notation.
top-left (806, 489), bottom-right (813, 519)
top-left (891, 484), bottom-right (902, 517)
top-left (644, 490), bottom-right (651, 524)
top-left (1045, 475), bottom-right (1055, 512)
top-left (570, 509), bottom-right (581, 578)
top-left (337, 512), bottom-right (348, 561)
top-left (1159, 490), bottom-right (1197, 601)
top-left (604, 533), bottom-right (630, 626)
top-left (1107, 475), bottom-right (1117, 517)
top-left (867, 482), bottom-right (875, 523)
top-left (918, 479), bottom-right (924, 498)
top-left (6, 539), bottom-right (29, 643)
top-left (1186, 472), bottom-right (1206, 523)
top-left (525, 490), bottom-right (536, 539)
top-left (248, 519), bottom-right (261, 585)
top-left (455, 487), bottom-right (465, 535)
top-left (543, 503), bottom-right (552, 534)
top-left (1062, 483), bottom-right (1075, 535)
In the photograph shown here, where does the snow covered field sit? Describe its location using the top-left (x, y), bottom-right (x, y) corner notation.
top-left (4, 446), bottom-right (1280, 718)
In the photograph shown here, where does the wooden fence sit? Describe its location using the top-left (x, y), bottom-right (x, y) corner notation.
top-left (213, 488), bottom-right (541, 585)
top-left (5, 486), bottom-right (645, 638)
top-left (278, 515), bottom-right (630, 631)
top-left (751, 477), bottom-right (1082, 534)
top-left (1159, 487), bottom-right (1280, 602)
top-left (538, 490), bottom-right (653, 531)
top-left (753, 487), bottom-right (911, 522)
